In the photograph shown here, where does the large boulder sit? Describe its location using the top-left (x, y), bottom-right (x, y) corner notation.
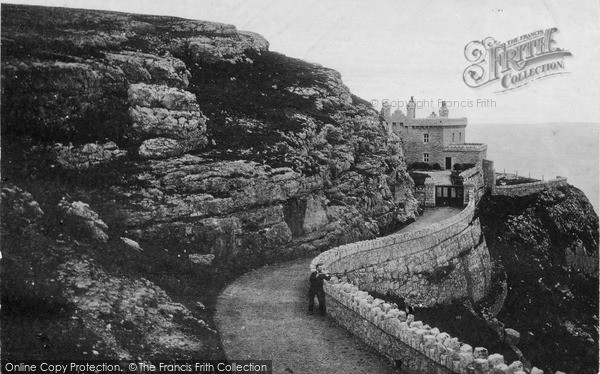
top-left (58, 199), bottom-right (109, 243)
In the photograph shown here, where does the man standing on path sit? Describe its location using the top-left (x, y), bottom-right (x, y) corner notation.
top-left (308, 263), bottom-right (331, 315)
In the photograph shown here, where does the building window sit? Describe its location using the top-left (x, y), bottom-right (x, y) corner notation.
top-left (423, 133), bottom-right (429, 143)
top-left (459, 132), bottom-right (462, 141)
top-left (452, 132), bottom-right (455, 142)
top-left (423, 153), bottom-right (429, 162)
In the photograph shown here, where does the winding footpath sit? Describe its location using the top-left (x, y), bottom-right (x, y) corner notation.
top-left (215, 207), bottom-right (461, 374)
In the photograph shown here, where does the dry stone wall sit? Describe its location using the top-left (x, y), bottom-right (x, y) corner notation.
top-left (424, 180), bottom-right (436, 207)
top-left (342, 216), bottom-right (490, 307)
top-left (460, 164), bottom-right (485, 204)
top-left (323, 280), bottom-right (543, 374)
top-left (313, 196), bottom-right (491, 307)
top-left (311, 195), bottom-right (546, 373)
top-left (325, 292), bottom-right (454, 374)
top-left (482, 160), bottom-right (496, 193)
top-left (493, 177), bottom-right (568, 197)
top-left (459, 160), bottom-right (497, 205)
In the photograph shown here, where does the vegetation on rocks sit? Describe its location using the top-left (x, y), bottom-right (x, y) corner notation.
top-left (1, 4), bottom-right (418, 359)
top-left (376, 185), bottom-right (598, 374)
top-left (477, 186), bottom-right (598, 374)
top-left (2, 6), bottom-right (595, 371)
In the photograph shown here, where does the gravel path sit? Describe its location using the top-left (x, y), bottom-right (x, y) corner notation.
top-left (396, 206), bottom-right (462, 233)
top-left (215, 257), bottom-right (396, 374)
top-left (215, 207), bottom-right (462, 374)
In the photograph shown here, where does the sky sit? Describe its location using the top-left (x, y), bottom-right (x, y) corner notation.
top-left (2, 0), bottom-right (599, 209)
top-left (4, 0), bottom-right (600, 124)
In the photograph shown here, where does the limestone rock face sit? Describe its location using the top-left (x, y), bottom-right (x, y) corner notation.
top-left (479, 187), bottom-right (598, 373)
top-left (1, 60), bottom-right (129, 143)
top-left (0, 185), bottom-right (44, 232)
top-left (127, 83), bottom-right (208, 158)
top-left (138, 138), bottom-right (187, 159)
top-left (187, 31), bottom-right (269, 64)
top-left (57, 257), bottom-right (207, 357)
top-left (1, 3), bottom-right (420, 360)
top-left (2, 4), bottom-right (419, 269)
top-left (53, 141), bottom-right (127, 170)
top-left (301, 194), bottom-right (329, 234)
top-left (128, 83), bottom-right (199, 111)
top-left (2, 213), bottom-right (211, 360)
top-left (105, 52), bottom-right (191, 88)
top-left (189, 253), bottom-right (215, 266)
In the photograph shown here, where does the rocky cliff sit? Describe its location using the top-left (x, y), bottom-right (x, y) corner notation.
top-left (1, 4), bottom-right (418, 359)
top-left (367, 185), bottom-right (599, 374)
top-left (478, 186), bottom-right (598, 374)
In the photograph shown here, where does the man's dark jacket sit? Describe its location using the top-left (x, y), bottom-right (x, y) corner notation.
top-left (309, 271), bottom-right (331, 292)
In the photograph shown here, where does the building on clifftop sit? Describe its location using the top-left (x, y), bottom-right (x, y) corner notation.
top-left (381, 97), bottom-right (487, 169)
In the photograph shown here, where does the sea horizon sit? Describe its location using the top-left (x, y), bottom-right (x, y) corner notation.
top-left (469, 122), bottom-right (599, 214)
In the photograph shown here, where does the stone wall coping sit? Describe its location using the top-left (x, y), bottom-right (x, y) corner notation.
top-left (458, 164), bottom-right (481, 179)
top-left (405, 117), bottom-right (468, 127)
top-left (322, 280), bottom-right (543, 373)
top-left (444, 143), bottom-right (487, 152)
top-left (310, 197), bottom-right (475, 272)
